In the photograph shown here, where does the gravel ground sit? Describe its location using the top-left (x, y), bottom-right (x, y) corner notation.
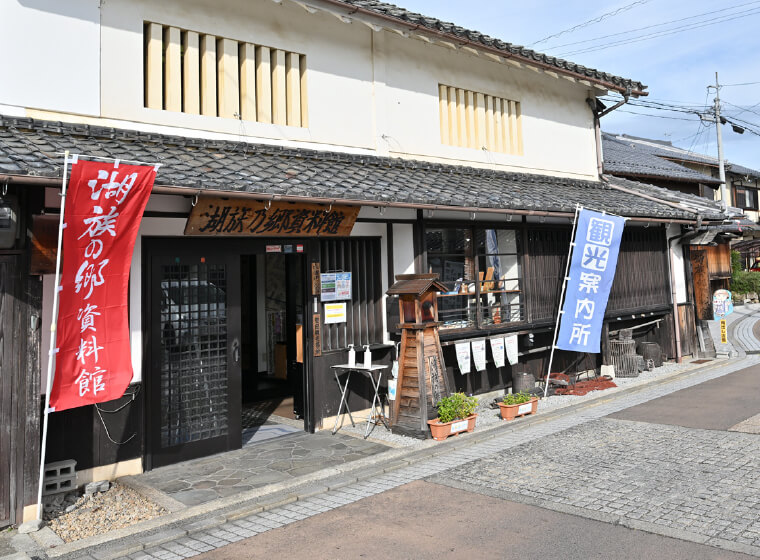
top-left (337, 359), bottom-right (696, 448)
top-left (45, 482), bottom-right (166, 543)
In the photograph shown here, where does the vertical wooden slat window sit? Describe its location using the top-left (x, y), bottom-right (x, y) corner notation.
top-left (143, 22), bottom-right (307, 127)
top-left (438, 84), bottom-right (522, 154)
top-left (319, 238), bottom-right (383, 353)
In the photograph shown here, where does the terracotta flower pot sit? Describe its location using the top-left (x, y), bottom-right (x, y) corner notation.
top-left (498, 397), bottom-right (538, 421)
top-left (427, 413), bottom-right (478, 441)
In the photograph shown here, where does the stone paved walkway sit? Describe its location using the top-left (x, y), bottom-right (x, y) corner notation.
top-left (131, 432), bottom-right (389, 507)
top-left (60, 355), bottom-right (760, 560)
top-left (442, 417), bottom-right (760, 547)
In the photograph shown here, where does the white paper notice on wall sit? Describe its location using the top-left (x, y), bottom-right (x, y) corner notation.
top-left (505, 334), bottom-right (519, 366)
top-left (490, 337), bottom-right (505, 368)
top-left (471, 339), bottom-right (487, 372)
top-left (455, 341), bottom-right (471, 374)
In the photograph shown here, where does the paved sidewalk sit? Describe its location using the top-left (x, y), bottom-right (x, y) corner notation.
top-left (23, 354), bottom-right (759, 560)
top-left (130, 432), bottom-right (388, 507)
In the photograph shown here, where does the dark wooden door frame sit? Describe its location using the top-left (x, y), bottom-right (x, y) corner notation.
top-left (142, 237), bottom-right (315, 470)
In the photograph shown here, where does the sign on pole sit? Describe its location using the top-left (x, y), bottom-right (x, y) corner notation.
top-left (49, 160), bottom-right (156, 411)
top-left (556, 209), bottom-right (626, 353)
top-left (712, 289), bottom-right (734, 321)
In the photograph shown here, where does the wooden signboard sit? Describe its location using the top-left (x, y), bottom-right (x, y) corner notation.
top-left (311, 262), bottom-right (321, 296)
top-left (185, 196), bottom-right (360, 237)
top-left (312, 313), bottom-right (322, 357)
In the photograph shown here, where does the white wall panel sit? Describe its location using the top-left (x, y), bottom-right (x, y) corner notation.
top-left (0, 0), bottom-right (100, 115)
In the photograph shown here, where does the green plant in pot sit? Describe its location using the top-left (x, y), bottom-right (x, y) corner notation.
top-left (427, 392), bottom-right (478, 441)
top-left (498, 390), bottom-right (538, 421)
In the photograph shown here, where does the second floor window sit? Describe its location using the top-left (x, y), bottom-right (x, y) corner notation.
top-left (144, 22), bottom-right (308, 127)
top-left (733, 183), bottom-right (759, 211)
top-left (438, 84), bottom-right (523, 155)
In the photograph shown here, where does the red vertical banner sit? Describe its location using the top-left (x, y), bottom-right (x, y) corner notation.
top-left (50, 160), bottom-right (156, 411)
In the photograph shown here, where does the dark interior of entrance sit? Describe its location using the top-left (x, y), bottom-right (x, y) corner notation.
top-left (240, 253), bottom-right (305, 429)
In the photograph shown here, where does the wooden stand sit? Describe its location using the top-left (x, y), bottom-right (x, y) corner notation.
top-left (387, 274), bottom-right (450, 438)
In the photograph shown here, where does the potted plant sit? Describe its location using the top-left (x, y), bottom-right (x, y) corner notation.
top-left (427, 392), bottom-right (478, 441)
top-left (498, 391), bottom-right (538, 421)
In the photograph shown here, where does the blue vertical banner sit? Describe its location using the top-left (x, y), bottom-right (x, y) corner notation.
top-left (556, 209), bottom-right (626, 353)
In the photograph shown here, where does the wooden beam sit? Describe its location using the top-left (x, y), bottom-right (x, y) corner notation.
top-left (182, 31), bottom-right (200, 114)
top-left (239, 43), bottom-right (257, 121)
top-left (163, 26), bottom-right (182, 112)
top-left (256, 46), bottom-right (272, 124)
top-left (216, 38), bottom-right (240, 119)
top-left (200, 34), bottom-right (218, 116)
top-left (144, 22), bottom-right (163, 109)
top-left (286, 52), bottom-right (301, 127)
top-left (271, 49), bottom-right (287, 125)
top-left (299, 55), bottom-right (309, 127)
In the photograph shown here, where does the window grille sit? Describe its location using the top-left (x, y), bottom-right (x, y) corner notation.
top-left (438, 84), bottom-right (522, 155)
top-left (144, 22), bottom-right (308, 127)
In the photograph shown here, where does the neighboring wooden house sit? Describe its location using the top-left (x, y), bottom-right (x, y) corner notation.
top-left (602, 132), bottom-right (749, 326)
top-left (0, 0), bottom-right (731, 526)
top-left (604, 132), bottom-right (760, 223)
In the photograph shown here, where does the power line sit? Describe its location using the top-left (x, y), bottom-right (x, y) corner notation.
top-left (723, 100), bottom-right (760, 120)
top-left (722, 81), bottom-right (760, 87)
top-left (559, 7), bottom-right (760, 57)
top-left (529, 0), bottom-right (651, 46)
top-left (544, 0), bottom-right (760, 50)
top-left (615, 109), bottom-right (700, 121)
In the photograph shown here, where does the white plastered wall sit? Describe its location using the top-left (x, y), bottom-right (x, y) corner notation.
top-left (2, 0), bottom-right (603, 180)
top-left (0, 0), bottom-right (100, 115)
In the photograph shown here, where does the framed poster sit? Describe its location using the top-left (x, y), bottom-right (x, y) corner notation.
top-left (320, 272), bottom-right (352, 302)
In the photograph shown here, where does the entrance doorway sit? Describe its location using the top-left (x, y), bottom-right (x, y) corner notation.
top-left (145, 239), bottom-right (310, 469)
top-left (240, 252), bottom-right (306, 444)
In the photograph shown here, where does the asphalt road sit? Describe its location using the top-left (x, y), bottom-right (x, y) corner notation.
top-left (608, 363), bottom-right (760, 430)
top-left (196, 480), bottom-right (752, 560)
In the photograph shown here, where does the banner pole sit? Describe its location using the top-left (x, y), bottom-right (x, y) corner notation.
top-left (543, 204), bottom-right (582, 398)
top-left (36, 150), bottom-right (74, 522)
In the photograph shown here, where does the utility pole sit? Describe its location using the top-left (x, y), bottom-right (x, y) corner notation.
top-left (712, 72), bottom-right (728, 212)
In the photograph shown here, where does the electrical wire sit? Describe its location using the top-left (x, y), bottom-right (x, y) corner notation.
top-left (544, 0), bottom-right (760, 50)
top-left (559, 6), bottom-right (760, 57)
top-left (530, 0), bottom-right (651, 46)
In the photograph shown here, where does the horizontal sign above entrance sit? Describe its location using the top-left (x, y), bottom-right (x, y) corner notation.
top-left (185, 196), bottom-right (360, 237)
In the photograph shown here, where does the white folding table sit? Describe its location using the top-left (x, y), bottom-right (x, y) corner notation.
top-left (330, 364), bottom-right (389, 438)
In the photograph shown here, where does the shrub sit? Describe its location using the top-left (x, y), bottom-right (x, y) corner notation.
top-left (503, 391), bottom-right (533, 405)
top-left (435, 392), bottom-right (478, 423)
top-left (732, 250), bottom-right (743, 275)
top-left (731, 271), bottom-right (760, 295)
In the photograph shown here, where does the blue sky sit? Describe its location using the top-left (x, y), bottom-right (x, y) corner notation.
top-left (398, 0), bottom-right (760, 170)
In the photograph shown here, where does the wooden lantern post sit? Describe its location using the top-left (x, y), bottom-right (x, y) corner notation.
top-left (387, 273), bottom-right (451, 438)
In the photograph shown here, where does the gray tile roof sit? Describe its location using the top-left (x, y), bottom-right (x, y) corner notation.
top-left (0, 114), bottom-right (722, 220)
top-left (604, 132), bottom-right (760, 182)
top-left (609, 134), bottom-right (720, 167)
top-left (727, 162), bottom-right (760, 181)
top-left (333, 0), bottom-right (646, 94)
top-left (604, 175), bottom-right (737, 219)
top-left (602, 133), bottom-right (721, 185)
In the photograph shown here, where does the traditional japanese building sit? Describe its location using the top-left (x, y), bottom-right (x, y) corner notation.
top-left (0, 0), bottom-right (732, 527)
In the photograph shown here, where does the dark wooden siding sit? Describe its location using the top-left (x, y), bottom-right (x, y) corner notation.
top-left (0, 255), bottom-right (42, 528)
top-left (525, 225), bottom-right (669, 325)
top-left (319, 238), bottom-right (383, 352)
top-left (524, 228), bottom-right (570, 323)
top-left (608, 227), bottom-right (670, 314)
